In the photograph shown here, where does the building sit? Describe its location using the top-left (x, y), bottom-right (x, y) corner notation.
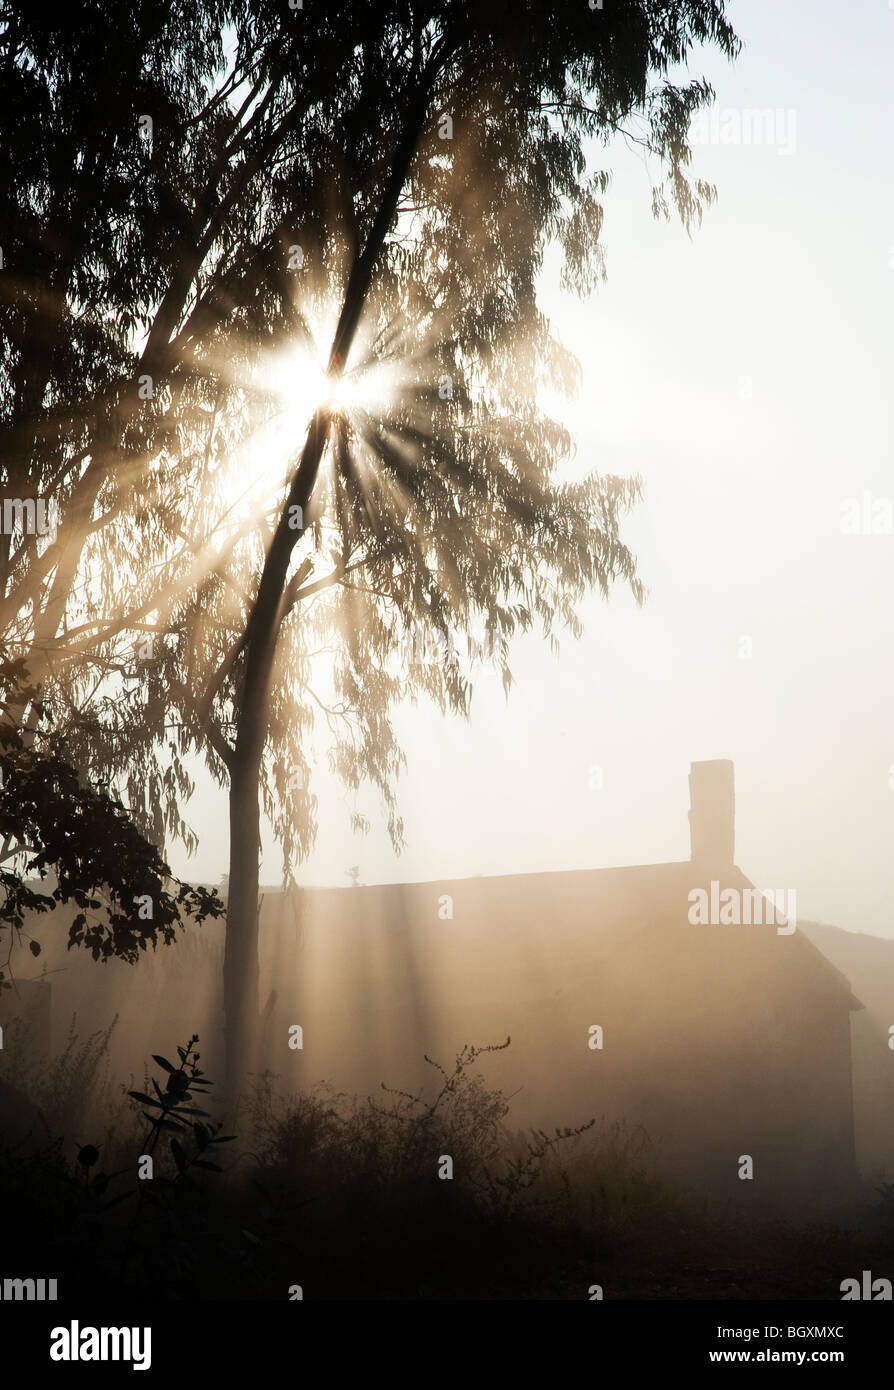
top-left (256, 760), bottom-right (863, 1205)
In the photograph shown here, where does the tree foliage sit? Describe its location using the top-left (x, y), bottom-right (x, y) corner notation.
top-left (0, 724), bottom-right (222, 983)
top-left (0, 2), bottom-right (740, 962)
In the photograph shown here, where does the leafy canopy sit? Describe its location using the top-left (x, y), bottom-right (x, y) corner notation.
top-left (0, 2), bottom-right (739, 923)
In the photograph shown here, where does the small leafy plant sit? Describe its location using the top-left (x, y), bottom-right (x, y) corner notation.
top-left (120, 1035), bottom-right (236, 1279)
top-left (128, 1033), bottom-right (233, 1176)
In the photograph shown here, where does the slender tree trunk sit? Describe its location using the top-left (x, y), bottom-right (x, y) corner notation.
top-left (222, 720), bottom-right (263, 1100)
top-left (223, 411), bottom-right (330, 1100)
top-left (220, 60), bottom-right (448, 1099)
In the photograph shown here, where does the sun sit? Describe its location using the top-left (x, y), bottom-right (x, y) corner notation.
top-left (263, 347), bottom-right (349, 435)
top-left (229, 318), bottom-right (403, 512)
top-left (234, 346), bottom-right (345, 502)
top-left (261, 342), bottom-right (399, 453)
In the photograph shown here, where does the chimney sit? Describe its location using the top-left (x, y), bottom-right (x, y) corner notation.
top-left (689, 759), bottom-right (735, 867)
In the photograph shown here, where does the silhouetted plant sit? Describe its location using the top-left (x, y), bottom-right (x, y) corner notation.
top-left (9, 1013), bottom-right (119, 1141)
top-left (120, 1035), bottom-right (235, 1279)
top-left (71, 1141), bottom-right (132, 1230)
top-left (370, 1039), bottom-right (514, 1174)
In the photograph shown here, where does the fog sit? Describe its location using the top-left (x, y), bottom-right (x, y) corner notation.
top-left (3, 0), bottom-right (892, 1316)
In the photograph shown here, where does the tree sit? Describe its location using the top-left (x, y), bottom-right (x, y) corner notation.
top-left (0, 2), bottom-right (442, 958)
top-left (0, 3), bottom-right (740, 1093)
top-left (185, 1), bottom-right (740, 1090)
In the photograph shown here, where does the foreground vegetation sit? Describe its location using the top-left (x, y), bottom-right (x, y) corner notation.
top-left (1, 1024), bottom-right (891, 1301)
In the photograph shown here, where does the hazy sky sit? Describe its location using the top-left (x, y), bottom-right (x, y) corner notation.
top-left (169, 0), bottom-right (894, 939)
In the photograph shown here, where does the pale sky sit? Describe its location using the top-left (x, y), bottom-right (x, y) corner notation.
top-left (169, 0), bottom-right (894, 939)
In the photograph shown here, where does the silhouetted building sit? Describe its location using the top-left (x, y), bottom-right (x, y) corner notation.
top-left (258, 760), bottom-right (862, 1206)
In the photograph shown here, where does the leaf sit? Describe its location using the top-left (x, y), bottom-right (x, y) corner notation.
top-left (152, 1054), bottom-right (175, 1073)
top-left (170, 1138), bottom-right (188, 1173)
top-left (28, 940), bottom-right (41, 957)
top-left (156, 1118), bottom-right (186, 1131)
top-left (128, 1091), bottom-right (161, 1108)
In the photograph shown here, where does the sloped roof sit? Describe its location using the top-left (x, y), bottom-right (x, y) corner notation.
top-left (257, 858), bottom-right (862, 1011)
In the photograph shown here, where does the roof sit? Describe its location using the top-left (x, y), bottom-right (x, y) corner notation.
top-left (254, 858), bottom-right (862, 1012)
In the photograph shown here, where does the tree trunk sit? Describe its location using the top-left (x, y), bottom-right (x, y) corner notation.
top-left (222, 736), bottom-right (263, 1103)
top-left (222, 594), bottom-right (279, 1100)
top-left (220, 69), bottom-right (442, 1099)
top-left (222, 414), bottom-right (330, 1100)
